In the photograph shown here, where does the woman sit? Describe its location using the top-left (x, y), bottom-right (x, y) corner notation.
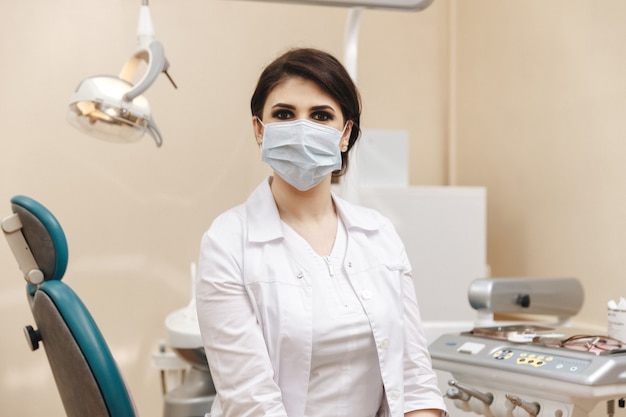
top-left (196, 47), bottom-right (447, 417)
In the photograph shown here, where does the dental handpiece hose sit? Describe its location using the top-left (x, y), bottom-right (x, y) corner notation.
top-left (445, 387), bottom-right (470, 401)
top-left (506, 394), bottom-right (540, 417)
top-left (448, 380), bottom-right (493, 405)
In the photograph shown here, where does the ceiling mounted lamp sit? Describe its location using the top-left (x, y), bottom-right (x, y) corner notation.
top-left (236, 0), bottom-right (434, 82)
top-left (67, 0), bottom-right (176, 147)
top-left (245, 0), bottom-right (433, 10)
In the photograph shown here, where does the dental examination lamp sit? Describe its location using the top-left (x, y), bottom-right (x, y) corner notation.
top-left (67, 0), bottom-right (176, 147)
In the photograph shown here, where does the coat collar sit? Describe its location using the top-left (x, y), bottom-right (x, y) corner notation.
top-left (245, 177), bottom-right (381, 243)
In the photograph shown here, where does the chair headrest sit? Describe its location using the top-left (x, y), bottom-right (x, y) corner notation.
top-left (10, 195), bottom-right (68, 282)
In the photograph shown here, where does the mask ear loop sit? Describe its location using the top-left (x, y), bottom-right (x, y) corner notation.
top-left (254, 116), bottom-right (265, 147)
top-left (340, 120), bottom-right (352, 153)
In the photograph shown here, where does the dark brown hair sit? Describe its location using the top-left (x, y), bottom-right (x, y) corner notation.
top-left (250, 48), bottom-right (361, 177)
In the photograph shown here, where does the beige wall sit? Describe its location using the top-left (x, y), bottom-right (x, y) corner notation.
top-left (0, 0), bottom-right (448, 415)
top-left (455, 0), bottom-right (626, 329)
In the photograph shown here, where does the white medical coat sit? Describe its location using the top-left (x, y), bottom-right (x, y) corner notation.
top-left (196, 178), bottom-right (447, 417)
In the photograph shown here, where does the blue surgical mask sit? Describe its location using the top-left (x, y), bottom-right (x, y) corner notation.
top-left (259, 118), bottom-right (344, 191)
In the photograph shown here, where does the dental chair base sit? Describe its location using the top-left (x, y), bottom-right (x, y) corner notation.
top-left (163, 367), bottom-right (214, 417)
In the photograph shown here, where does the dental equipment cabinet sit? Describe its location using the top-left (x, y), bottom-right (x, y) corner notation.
top-left (429, 277), bottom-right (626, 417)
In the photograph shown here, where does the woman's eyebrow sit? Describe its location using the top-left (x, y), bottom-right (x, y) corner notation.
top-left (310, 105), bottom-right (336, 112)
top-left (270, 103), bottom-right (337, 112)
top-left (271, 103), bottom-right (296, 109)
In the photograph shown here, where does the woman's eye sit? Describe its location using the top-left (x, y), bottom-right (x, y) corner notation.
top-left (272, 110), bottom-right (293, 120)
top-left (311, 111), bottom-right (333, 122)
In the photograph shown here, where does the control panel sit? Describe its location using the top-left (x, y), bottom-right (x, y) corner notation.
top-left (491, 347), bottom-right (590, 373)
top-left (430, 332), bottom-right (626, 386)
top-left (430, 329), bottom-right (626, 417)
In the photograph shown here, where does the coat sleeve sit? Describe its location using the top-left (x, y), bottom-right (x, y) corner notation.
top-left (195, 212), bottom-right (288, 417)
top-left (402, 266), bottom-right (449, 416)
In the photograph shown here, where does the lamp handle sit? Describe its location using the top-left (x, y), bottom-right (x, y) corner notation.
top-left (120, 41), bottom-right (167, 101)
top-left (146, 115), bottom-right (164, 147)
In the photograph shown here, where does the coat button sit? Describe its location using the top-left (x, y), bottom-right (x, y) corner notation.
top-left (390, 389), bottom-right (400, 400)
top-left (380, 339), bottom-right (389, 349)
top-left (296, 272), bottom-right (304, 279)
top-left (361, 290), bottom-right (372, 300)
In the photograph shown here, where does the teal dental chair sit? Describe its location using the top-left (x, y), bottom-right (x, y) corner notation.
top-left (1, 195), bottom-right (138, 417)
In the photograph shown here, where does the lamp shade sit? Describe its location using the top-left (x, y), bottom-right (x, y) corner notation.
top-left (67, 75), bottom-right (162, 146)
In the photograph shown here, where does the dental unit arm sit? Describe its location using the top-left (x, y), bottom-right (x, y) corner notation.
top-left (233, 0), bottom-right (434, 11)
top-left (469, 277), bottom-right (585, 326)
